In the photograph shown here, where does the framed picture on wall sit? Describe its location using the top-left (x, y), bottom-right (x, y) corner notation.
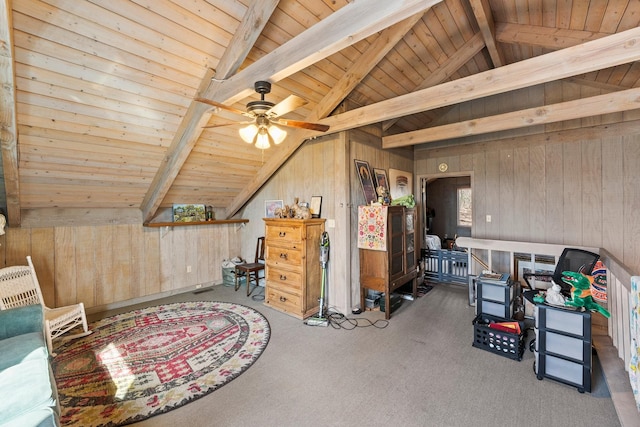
top-left (388, 169), bottom-right (412, 199)
top-left (354, 160), bottom-right (377, 204)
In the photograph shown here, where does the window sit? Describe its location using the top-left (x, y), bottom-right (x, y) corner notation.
top-left (457, 188), bottom-right (472, 227)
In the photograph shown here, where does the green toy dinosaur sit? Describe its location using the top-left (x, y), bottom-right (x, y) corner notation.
top-left (561, 271), bottom-right (610, 318)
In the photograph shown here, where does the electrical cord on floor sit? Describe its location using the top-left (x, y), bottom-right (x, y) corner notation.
top-left (323, 307), bottom-right (389, 330)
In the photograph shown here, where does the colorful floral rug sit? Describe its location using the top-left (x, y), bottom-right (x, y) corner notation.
top-left (52, 301), bottom-right (270, 426)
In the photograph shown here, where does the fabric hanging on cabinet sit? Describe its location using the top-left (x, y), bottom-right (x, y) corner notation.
top-left (357, 205), bottom-right (388, 251)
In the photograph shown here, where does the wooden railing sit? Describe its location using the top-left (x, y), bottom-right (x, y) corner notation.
top-left (598, 249), bottom-right (634, 369)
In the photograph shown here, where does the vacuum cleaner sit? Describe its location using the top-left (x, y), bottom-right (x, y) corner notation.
top-left (305, 231), bottom-right (330, 327)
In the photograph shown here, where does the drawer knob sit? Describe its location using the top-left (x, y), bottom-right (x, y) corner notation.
top-left (279, 274), bottom-right (287, 281)
top-left (279, 296), bottom-right (287, 302)
top-left (279, 253), bottom-right (288, 260)
top-left (279, 231), bottom-right (286, 237)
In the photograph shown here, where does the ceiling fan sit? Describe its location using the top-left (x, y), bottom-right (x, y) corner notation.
top-left (196, 81), bottom-right (329, 149)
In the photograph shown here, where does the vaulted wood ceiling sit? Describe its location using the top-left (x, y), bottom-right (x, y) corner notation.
top-left (1, 0), bottom-right (639, 226)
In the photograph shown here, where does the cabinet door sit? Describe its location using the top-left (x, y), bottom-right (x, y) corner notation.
top-left (405, 209), bottom-right (416, 271)
top-left (389, 208), bottom-right (405, 278)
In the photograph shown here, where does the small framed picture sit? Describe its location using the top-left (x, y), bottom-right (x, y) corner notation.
top-left (373, 168), bottom-right (389, 192)
top-left (310, 196), bottom-right (322, 218)
top-left (388, 168), bottom-right (413, 200)
top-left (354, 160), bottom-right (377, 204)
top-left (172, 204), bottom-right (206, 222)
top-left (265, 199), bottom-right (284, 218)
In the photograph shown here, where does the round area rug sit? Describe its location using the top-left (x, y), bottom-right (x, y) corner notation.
top-left (52, 301), bottom-right (270, 427)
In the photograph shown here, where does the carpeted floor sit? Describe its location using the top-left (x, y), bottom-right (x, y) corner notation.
top-left (89, 282), bottom-right (621, 427)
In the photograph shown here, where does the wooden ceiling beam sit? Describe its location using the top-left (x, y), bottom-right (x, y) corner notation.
top-left (140, 0), bottom-right (280, 223)
top-left (224, 12), bottom-right (428, 217)
top-left (202, 0), bottom-right (443, 107)
top-left (319, 26), bottom-right (640, 135)
top-left (382, 86), bottom-right (640, 147)
top-left (0, 0), bottom-right (20, 226)
top-left (495, 22), bottom-right (608, 49)
top-left (468, 0), bottom-right (504, 67)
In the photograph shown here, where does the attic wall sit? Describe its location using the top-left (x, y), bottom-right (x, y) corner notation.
top-left (349, 129), bottom-right (414, 309)
top-left (237, 127), bottom-right (414, 314)
top-left (0, 222), bottom-right (242, 312)
top-left (415, 119), bottom-right (640, 277)
top-left (238, 133), bottom-right (344, 312)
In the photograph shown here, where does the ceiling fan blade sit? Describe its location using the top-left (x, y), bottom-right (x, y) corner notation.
top-left (267, 95), bottom-right (308, 117)
top-left (202, 120), bottom-right (253, 129)
top-left (274, 118), bottom-right (329, 132)
top-left (195, 97), bottom-right (252, 118)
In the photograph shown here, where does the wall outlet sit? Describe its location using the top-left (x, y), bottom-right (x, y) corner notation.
top-left (486, 215), bottom-right (492, 223)
top-left (195, 283), bottom-right (202, 289)
top-left (326, 219), bottom-right (335, 228)
top-left (187, 265), bottom-right (192, 273)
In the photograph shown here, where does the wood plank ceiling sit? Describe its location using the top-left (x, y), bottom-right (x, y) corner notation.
top-left (0, 0), bottom-right (638, 226)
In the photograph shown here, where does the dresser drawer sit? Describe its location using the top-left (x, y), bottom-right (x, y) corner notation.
top-left (267, 268), bottom-right (302, 294)
top-left (266, 224), bottom-right (303, 245)
top-left (266, 287), bottom-right (302, 315)
top-left (266, 245), bottom-right (303, 268)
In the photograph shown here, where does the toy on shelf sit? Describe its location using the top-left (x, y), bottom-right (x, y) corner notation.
top-left (562, 271), bottom-right (610, 318)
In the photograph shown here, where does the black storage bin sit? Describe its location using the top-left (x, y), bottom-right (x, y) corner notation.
top-left (380, 293), bottom-right (402, 313)
top-left (476, 279), bottom-right (516, 319)
top-left (472, 313), bottom-right (526, 361)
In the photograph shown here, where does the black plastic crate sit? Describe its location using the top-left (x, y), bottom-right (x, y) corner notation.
top-left (472, 313), bottom-right (526, 361)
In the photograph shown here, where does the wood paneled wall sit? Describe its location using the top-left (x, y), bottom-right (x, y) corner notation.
top-left (415, 119), bottom-right (640, 276)
top-left (238, 127), bottom-right (414, 314)
top-left (0, 222), bottom-right (242, 312)
top-left (349, 129), bottom-right (414, 308)
top-left (238, 134), bottom-right (345, 312)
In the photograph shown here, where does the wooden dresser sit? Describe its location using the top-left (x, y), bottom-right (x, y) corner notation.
top-left (263, 218), bottom-right (326, 319)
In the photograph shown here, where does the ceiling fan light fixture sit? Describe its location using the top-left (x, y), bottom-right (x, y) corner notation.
top-left (239, 124), bottom-right (259, 143)
top-left (254, 127), bottom-right (271, 150)
top-left (269, 124), bottom-right (287, 145)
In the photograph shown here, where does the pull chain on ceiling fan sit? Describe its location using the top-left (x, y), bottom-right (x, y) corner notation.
top-left (196, 81), bottom-right (329, 149)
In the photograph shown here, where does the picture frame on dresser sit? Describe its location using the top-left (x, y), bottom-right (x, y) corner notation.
top-left (310, 196), bottom-right (322, 218)
top-left (264, 200), bottom-right (283, 218)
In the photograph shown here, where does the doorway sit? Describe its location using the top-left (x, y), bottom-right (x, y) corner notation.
top-left (419, 173), bottom-right (473, 285)
top-left (420, 173), bottom-right (473, 250)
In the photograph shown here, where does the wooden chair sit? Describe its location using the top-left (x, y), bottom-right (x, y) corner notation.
top-left (235, 237), bottom-right (265, 296)
top-left (0, 256), bottom-right (91, 353)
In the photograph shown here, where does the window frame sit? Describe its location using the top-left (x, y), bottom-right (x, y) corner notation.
top-left (457, 187), bottom-right (472, 228)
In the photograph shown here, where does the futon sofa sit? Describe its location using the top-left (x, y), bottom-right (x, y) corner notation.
top-left (0, 305), bottom-right (60, 427)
